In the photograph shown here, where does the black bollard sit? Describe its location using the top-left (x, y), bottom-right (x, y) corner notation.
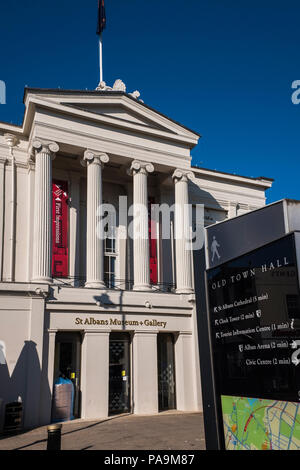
top-left (47, 423), bottom-right (62, 450)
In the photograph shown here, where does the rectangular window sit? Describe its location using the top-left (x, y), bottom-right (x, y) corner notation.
top-left (104, 254), bottom-right (116, 288)
top-left (104, 210), bottom-right (117, 288)
top-left (52, 180), bottom-right (69, 278)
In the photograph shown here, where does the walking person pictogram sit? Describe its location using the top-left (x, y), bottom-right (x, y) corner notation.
top-left (211, 236), bottom-right (221, 262)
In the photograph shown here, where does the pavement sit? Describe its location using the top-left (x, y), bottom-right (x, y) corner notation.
top-left (0, 411), bottom-right (205, 451)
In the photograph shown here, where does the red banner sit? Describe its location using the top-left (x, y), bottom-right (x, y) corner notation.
top-left (52, 180), bottom-right (68, 278)
top-left (148, 197), bottom-right (158, 284)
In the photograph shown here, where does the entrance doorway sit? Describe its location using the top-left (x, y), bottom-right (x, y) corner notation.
top-left (109, 333), bottom-right (131, 415)
top-left (157, 333), bottom-right (176, 411)
top-left (53, 332), bottom-right (82, 419)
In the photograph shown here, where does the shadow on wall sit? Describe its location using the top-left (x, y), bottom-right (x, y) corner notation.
top-left (0, 340), bottom-right (50, 432)
top-left (188, 179), bottom-right (226, 215)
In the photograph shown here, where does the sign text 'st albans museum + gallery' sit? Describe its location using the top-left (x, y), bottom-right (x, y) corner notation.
top-left (0, 86), bottom-right (272, 429)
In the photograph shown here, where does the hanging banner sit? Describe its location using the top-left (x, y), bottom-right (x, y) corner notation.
top-left (52, 180), bottom-right (68, 278)
top-left (148, 197), bottom-right (158, 284)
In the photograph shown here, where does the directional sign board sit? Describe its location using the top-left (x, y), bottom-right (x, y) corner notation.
top-left (205, 199), bottom-right (300, 270)
top-left (206, 230), bottom-right (300, 450)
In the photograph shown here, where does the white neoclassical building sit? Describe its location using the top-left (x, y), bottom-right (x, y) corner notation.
top-left (0, 82), bottom-right (273, 430)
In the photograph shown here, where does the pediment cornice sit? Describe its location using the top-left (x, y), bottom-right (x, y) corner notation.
top-left (20, 89), bottom-right (200, 147)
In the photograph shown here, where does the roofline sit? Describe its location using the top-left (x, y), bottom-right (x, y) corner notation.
top-left (192, 165), bottom-right (274, 187)
top-left (0, 120), bottom-right (22, 130)
top-left (22, 87), bottom-right (201, 139)
top-left (205, 199), bottom-right (299, 231)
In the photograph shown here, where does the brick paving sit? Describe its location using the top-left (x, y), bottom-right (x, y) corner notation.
top-left (0, 411), bottom-right (205, 451)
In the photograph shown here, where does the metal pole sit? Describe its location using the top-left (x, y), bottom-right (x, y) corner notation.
top-left (47, 423), bottom-right (62, 450)
top-left (99, 34), bottom-right (103, 83)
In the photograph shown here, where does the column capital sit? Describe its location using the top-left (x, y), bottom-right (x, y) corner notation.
top-left (4, 133), bottom-right (19, 155)
top-left (81, 150), bottom-right (109, 167)
top-left (129, 160), bottom-right (154, 176)
top-left (32, 139), bottom-right (59, 160)
top-left (172, 169), bottom-right (194, 183)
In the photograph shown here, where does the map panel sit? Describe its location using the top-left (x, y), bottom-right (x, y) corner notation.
top-left (222, 395), bottom-right (300, 450)
top-left (206, 234), bottom-right (300, 449)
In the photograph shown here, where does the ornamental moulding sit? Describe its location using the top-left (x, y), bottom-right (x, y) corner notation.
top-left (28, 139), bottom-right (60, 163)
top-left (172, 169), bottom-right (194, 183)
top-left (81, 150), bottom-right (110, 167)
top-left (128, 160), bottom-right (154, 175)
top-left (96, 78), bottom-right (143, 102)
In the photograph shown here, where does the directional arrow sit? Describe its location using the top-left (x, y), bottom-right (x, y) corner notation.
top-left (291, 348), bottom-right (300, 366)
top-left (292, 356), bottom-right (300, 366)
top-left (290, 340), bottom-right (300, 349)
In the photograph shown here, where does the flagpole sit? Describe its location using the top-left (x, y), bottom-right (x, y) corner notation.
top-left (99, 33), bottom-right (103, 83)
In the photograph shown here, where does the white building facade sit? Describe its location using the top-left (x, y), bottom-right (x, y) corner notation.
top-left (0, 86), bottom-right (272, 430)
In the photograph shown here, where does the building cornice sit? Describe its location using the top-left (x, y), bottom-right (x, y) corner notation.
top-left (192, 166), bottom-right (273, 189)
top-left (31, 120), bottom-right (192, 169)
top-left (189, 182), bottom-right (267, 206)
top-left (0, 282), bottom-right (50, 297)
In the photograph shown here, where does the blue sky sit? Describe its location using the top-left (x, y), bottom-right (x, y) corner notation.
top-left (0, 0), bottom-right (299, 203)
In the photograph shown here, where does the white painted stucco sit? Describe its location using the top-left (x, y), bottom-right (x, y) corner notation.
top-left (0, 88), bottom-right (272, 430)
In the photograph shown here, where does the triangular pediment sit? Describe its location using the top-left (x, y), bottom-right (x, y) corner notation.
top-left (23, 89), bottom-right (200, 145)
top-left (67, 102), bottom-right (171, 132)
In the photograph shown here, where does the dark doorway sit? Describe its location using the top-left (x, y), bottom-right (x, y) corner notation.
top-left (157, 333), bottom-right (176, 411)
top-left (109, 333), bottom-right (131, 415)
top-left (53, 332), bottom-right (82, 419)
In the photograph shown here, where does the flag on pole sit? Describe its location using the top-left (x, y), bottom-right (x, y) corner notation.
top-left (97, 0), bottom-right (106, 35)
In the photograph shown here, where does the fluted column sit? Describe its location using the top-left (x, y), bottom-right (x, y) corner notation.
top-left (31, 140), bottom-right (59, 283)
top-left (82, 150), bottom-right (109, 288)
top-left (172, 169), bottom-right (194, 294)
top-left (129, 160), bottom-right (154, 291)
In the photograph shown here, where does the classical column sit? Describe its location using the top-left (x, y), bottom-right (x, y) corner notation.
top-left (0, 156), bottom-right (7, 281)
top-left (129, 160), bottom-right (154, 291)
top-left (175, 332), bottom-right (197, 410)
top-left (81, 330), bottom-right (110, 418)
top-left (39, 329), bottom-right (57, 425)
top-left (172, 169), bottom-right (194, 294)
top-left (4, 134), bottom-right (18, 282)
top-left (132, 331), bottom-right (158, 414)
top-left (82, 150), bottom-right (109, 288)
top-left (31, 140), bottom-right (59, 283)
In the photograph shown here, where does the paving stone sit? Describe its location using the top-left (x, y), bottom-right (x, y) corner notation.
top-left (0, 412), bottom-right (205, 451)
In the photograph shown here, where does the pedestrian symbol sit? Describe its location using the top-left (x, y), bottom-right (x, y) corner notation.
top-left (211, 236), bottom-right (221, 262)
